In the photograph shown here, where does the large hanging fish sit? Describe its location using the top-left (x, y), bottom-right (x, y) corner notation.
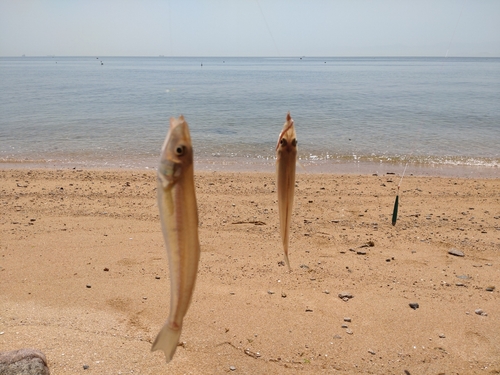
top-left (152, 115), bottom-right (200, 363)
top-left (276, 112), bottom-right (297, 271)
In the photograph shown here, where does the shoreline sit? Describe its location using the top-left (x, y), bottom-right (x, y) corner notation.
top-left (1, 157), bottom-right (499, 179)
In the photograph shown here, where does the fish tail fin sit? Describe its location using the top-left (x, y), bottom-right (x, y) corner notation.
top-left (283, 242), bottom-right (291, 271)
top-left (151, 323), bottom-right (182, 363)
top-left (284, 253), bottom-right (291, 272)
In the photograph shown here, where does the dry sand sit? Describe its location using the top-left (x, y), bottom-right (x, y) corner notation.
top-left (1, 168), bottom-right (499, 374)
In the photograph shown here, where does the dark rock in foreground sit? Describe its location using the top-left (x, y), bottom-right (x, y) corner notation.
top-left (0, 349), bottom-right (49, 375)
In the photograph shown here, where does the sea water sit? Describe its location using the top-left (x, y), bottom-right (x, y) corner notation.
top-left (1, 56), bottom-right (499, 176)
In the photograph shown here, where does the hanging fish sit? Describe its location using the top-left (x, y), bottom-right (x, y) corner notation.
top-left (392, 162), bottom-right (409, 226)
top-left (152, 115), bottom-right (200, 363)
top-left (392, 188), bottom-right (399, 226)
top-left (276, 112), bottom-right (297, 271)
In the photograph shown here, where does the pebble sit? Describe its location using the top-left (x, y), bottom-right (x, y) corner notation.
top-left (155, 276), bottom-right (160, 280)
top-left (229, 365), bottom-right (236, 371)
top-left (439, 334), bottom-right (446, 338)
top-left (341, 324), bottom-right (348, 329)
top-left (475, 309), bottom-right (487, 316)
top-left (323, 290), bottom-right (330, 294)
top-left (409, 303), bottom-right (419, 310)
top-left (346, 329), bottom-right (353, 335)
top-left (86, 284), bottom-right (91, 288)
top-left (333, 334), bottom-right (342, 339)
top-left (448, 248), bottom-right (465, 257)
top-left (368, 349), bottom-right (376, 355)
top-left (338, 292), bottom-right (353, 301)
top-left (281, 292), bottom-right (287, 298)
top-left (267, 290), bottom-right (275, 295)
top-left (83, 364), bottom-right (89, 370)
top-left (344, 317), bottom-right (352, 322)
top-left (485, 286), bottom-right (495, 292)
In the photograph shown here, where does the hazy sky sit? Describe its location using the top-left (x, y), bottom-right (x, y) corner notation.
top-left (1, 0), bottom-right (499, 57)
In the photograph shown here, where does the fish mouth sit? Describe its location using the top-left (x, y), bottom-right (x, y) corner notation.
top-left (276, 120), bottom-right (295, 150)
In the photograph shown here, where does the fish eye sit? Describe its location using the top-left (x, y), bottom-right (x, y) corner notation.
top-left (292, 138), bottom-right (297, 147)
top-left (280, 138), bottom-right (287, 146)
top-left (175, 145), bottom-right (186, 156)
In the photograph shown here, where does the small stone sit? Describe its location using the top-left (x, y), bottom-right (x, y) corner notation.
top-left (485, 286), bottom-right (495, 292)
top-left (305, 308), bottom-right (313, 312)
top-left (267, 290), bottom-right (275, 295)
top-left (86, 284), bottom-right (91, 288)
top-left (448, 248), bottom-right (465, 257)
top-left (83, 364), bottom-right (89, 369)
top-left (155, 276), bottom-right (160, 280)
top-left (344, 317), bottom-right (352, 322)
top-left (333, 334), bottom-right (342, 339)
top-left (409, 303), bottom-right (419, 310)
top-left (103, 267), bottom-right (109, 272)
top-left (368, 349), bottom-right (376, 355)
top-left (229, 365), bottom-right (236, 371)
top-left (338, 292), bottom-right (353, 301)
top-left (475, 309), bottom-right (487, 316)
top-left (439, 334), bottom-right (446, 338)
top-left (323, 290), bottom-right (330, 294)
top-left (346, 329), bottom-right (353, 335)
top-left (356, 250), bottom-right (366, 255)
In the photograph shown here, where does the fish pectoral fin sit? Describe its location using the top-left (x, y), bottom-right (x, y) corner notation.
top-left (151, 322), bottom-right (183, 363)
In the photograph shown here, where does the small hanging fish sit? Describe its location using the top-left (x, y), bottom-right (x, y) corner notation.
top-left (392, 162), bottom-right (409, 226)
top-left (392, 188), bottom-right (399, 226)
top-left (152, 115), bottom-right (200, 363)
top-left (276, 112), bottom-right (297, 271)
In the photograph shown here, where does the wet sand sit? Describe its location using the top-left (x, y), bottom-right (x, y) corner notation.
top-left (1, 168), bottom-right (499, 374)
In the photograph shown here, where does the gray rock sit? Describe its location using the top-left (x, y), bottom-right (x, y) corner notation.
top-left (0, 349), bottom-right (49, 375)
top-left (409, 303), bottom-right (419, 310)
top-left (448, 248), bottom-right (465, 257)
top-left (475, 309), bottom-right (487, 316)
top-left (338, 292), bottom-right (353, 301)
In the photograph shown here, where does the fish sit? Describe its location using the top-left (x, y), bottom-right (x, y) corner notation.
top-left (152, 115), bottom-right (201, 363)
top-left (276, 112), bottom-right (297, 271)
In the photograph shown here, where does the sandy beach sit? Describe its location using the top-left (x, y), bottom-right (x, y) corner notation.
top-left (1, 168), bottom-right (499, 374)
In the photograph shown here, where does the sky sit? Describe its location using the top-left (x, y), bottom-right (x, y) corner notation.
top-left (1, 0), bottom-right (499, 57)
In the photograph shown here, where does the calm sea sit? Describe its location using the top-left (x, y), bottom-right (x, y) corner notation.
top-left (1, 56), bottom-right (499, 177)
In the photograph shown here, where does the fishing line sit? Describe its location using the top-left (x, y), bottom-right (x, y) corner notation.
top-left (446, 0), bottom-right (467, 57)
top-left (394, 1), bottom-right (468, 225)
top-left (255, 0), bottom-right (281, 56)
top-left (255, 1), bottom-right (343, 161)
